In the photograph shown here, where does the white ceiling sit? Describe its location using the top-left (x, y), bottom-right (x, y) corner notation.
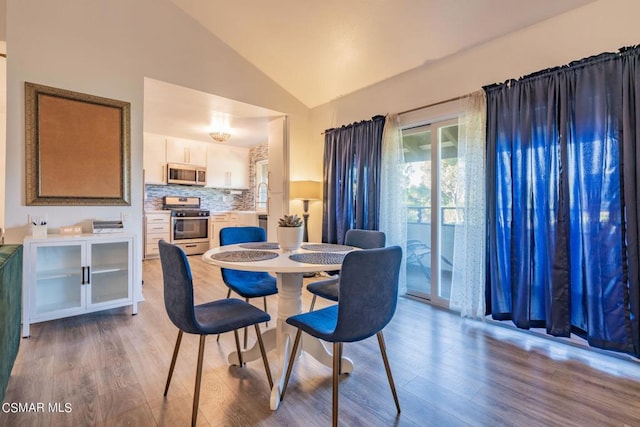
top-left (147, 0), bottom-right (595, 147)
top-left (144, 78), bottom-right (285, 147)
top-left (170, 0), bottom-right (595, 109)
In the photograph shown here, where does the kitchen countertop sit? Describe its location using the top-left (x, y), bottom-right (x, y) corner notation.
top-left (145, 210), bottom-right (258, 214)
top-left (210, 210), bottom-right (257, 214)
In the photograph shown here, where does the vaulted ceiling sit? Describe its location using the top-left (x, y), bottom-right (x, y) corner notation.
top-left (170, 0), bottom-right (595, 108)
top-left (146, 0), bottom-right (595, 146)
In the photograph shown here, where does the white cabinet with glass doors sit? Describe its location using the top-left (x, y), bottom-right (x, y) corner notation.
top-left (22, 233), bottom-right (137, 337)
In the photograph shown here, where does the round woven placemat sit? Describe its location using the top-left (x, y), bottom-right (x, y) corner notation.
top-left (239, 242), bottom-right (280, 250)
top-left (210, 250), bottom-right (279, 262)
top-left (289, 252), bottom-right (346, 265)
top-left (300, 243), bottom-right (353, 252)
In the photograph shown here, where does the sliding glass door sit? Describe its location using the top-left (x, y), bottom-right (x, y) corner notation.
top-left (402, 119), bottom-right (459, 306)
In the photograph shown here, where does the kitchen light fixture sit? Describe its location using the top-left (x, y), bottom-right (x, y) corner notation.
top-left (209, 131), bottom-right (231, 142)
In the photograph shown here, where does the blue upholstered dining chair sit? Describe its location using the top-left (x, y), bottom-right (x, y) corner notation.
top-left (306, 229), bottom-right (386, 310)
top-left (218, 226), bottom-right (278, 347)
top-left (158, 240), bottom-right (273, 427)
top-left (281, 246), bottom-right (403, 427)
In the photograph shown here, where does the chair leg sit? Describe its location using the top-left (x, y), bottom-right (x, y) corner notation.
top-left (191, 335), bottom-right (207, 427)
top-left (233, 329), bottom-right (244, 367)
top-left (309, 294), bottom-right (317, 311)
top-left (280, 329), bottom-right (302, 401)
top-left (332, 342), bottom-right (340, 427)
top-left (244, 298), bottom-right (250, 349)
top-left (337, 342), bottom-right (343, 375)
top-left (164, 330), bottom-right (183, 396)
top-left (254, 324), bottom-right (274, 389)
top-left (377, 331), bottom-right (401, 413)
top-left (263, 296), bottom-right (269, 327)
top-left (216, 289), bottom-right (232, 342)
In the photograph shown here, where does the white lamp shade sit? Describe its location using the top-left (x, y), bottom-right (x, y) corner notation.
top-left (290, 180), bottom-right (322, 200)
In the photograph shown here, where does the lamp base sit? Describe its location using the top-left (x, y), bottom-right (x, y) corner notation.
top-left (302, 200), bottom-right (310, 243)
top-left (302, 205), bottom-right (315, 277)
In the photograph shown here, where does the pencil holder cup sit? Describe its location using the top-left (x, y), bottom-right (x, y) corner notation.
top-left (32, 224), bottom-right (48, 238)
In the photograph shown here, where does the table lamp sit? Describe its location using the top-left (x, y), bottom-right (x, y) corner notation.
top-left (290, 180), bottom-right (322, 242)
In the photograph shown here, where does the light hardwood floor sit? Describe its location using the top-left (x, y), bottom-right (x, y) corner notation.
top-left (2, 255), bottom-right (640, 426)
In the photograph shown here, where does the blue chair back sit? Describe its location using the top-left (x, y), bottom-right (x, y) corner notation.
top-left (158, 240), bottom-right (200, 335)
top-left (333, 246), bottom-right (402, 342)
top-left (220, 226), bottom-right (266, 246)
top-left (219, 226), bottom-right (271, 285)
top-left (345, 229), bottom-right (386, 249)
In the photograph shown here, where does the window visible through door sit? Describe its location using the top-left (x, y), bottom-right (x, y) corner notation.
top-left (402, 119), bottom-right (459, 306)
top-left (255, 159), bottom-right (268, 212)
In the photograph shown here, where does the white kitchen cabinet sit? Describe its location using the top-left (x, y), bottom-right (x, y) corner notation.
top-left (143, 132), bottom-right (167, 185)
top-left (210, 212), bottom-right (258, 247)
top-left (267, 117), bottom-right (287, 241)
top-left (206, 145), bottom-right (249, 189)
top-left (166, 137), bottom-right (207, 167)
top-left (210, 214), bottom-right (231, 247)
top-left (268, 116), bottom-right (287, 193)
top-left (144, 211), bottom-right (171, 259)
top-left (22, 234), bottom-right (137, 337)
top-left (237, 212), bottom-right (258, 226)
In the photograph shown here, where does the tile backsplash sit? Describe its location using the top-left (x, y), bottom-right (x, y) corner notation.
top-left (144, 184), bottom-right (253, 212)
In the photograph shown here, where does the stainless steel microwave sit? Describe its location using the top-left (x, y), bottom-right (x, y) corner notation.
top-left (166, 163), bottom-right (207, 186)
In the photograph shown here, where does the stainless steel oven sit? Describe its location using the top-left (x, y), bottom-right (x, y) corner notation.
top-left (164, 196), bottom-right (211, 255)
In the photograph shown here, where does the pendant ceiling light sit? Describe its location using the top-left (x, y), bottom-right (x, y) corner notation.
top-left (209, 131), bottom-right (231, 142)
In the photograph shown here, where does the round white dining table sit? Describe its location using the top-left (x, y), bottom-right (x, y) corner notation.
top-left (202, 242), bottom-right (355, 410)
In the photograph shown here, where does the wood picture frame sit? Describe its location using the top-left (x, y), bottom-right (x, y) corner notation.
top-left (25, 82), bottom-right (131, 206)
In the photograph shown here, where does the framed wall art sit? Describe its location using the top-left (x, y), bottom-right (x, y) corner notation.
top-left (25, 82), bottom-right (131, 205)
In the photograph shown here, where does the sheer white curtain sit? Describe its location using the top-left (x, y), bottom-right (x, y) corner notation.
top-left (380, 114), bottom-right (408, 294)
top-left (450, 91), bottom-right (487, 318)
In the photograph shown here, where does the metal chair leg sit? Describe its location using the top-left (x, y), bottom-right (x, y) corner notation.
top-left (164, 330), bottom-right (183, 396)
top-left (191, 335), bottom-right (206, 427)
top-left (216, 289), bottom-right (232, 342)
top-left (233, 329), bottom-right (244, 366)
top-left (333, 342), bottom-right (340, 427)
top-left (263, 296), bottom-right (269, 327)
top-left (244, 298), bottom-right (250, 349)
top-left (309, 294), bottom-right (317, 311)
top-left (377, 331), bottom-right (400, 413)
top-left (255, 324), bottom-right (274, 389)
top-left (280, 329), bottom-right (302, 401)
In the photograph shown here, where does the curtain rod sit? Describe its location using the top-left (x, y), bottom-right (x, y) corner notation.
top-left (319, 93), bottom-right (469, 135)
top-left (320, 114), bottom-right (387, 135)
top-left (398, 94), bottom-right (467, 116)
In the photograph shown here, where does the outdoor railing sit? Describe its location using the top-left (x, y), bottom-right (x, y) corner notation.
top-left (407, 206), bottom-right (464, 225)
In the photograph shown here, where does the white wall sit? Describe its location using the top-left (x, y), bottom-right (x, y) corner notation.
top-left (302, 0), bottom-right (640, 240)
top-left (6, 0), bottom-right (309, 290)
